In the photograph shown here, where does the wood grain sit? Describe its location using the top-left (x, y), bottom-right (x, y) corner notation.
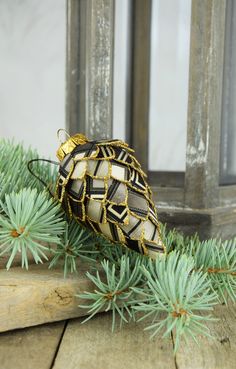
top-left (0, 321), bottom-right (65, 369)
top-left (53, 303), bottom-right (236, 369)
top-left (0, 270), bottom-right (235, 369)
top-left (174, 303), bottom-right (236, 369)
top-left (130, 0), bottom-right (151, 172)
top-left (52, 311), bottom-right (176, 369)
top-left (0, 260), bottom-right (102, 333)
top-left (66, 0), bottom-right (114, 139)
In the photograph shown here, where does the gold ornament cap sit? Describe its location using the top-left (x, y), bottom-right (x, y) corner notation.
top-left (56, 131), bottom-right (88, 161)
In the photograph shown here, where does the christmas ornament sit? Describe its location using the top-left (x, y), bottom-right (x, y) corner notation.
top-left (55, 132), bottom-right (166, 258)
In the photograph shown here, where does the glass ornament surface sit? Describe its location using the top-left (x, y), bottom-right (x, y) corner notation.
top-left (56, 134), bottom-right (166, 258)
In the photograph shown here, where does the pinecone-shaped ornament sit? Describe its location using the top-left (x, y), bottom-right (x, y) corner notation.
top-left (55, 133), bottom-right (166, 259)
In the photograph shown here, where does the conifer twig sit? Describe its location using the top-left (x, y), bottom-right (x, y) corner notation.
top-left (131, 251), bottom-right (219, 353)
top-left (0, 188), bottom-right (65, 269)
top-left (49, 219), bottom-right (100, 277)
top-left (77, 255), bottom-right (144, 331)
top-left (0, 139), bottom-right (57, 200)
top-left (192, 238), bottom-right (236, 303)
top-left (0, 139), bottom-right (235, 353)
top-left (161, 225), bottom-right (236, 303)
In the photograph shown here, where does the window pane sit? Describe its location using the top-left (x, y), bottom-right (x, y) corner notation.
top-left (220, 0), bottom-right (236, 184)
top-left (148, 0), bottom-right (191, 171)
top-left (112, 0), bottom-right (131, 141)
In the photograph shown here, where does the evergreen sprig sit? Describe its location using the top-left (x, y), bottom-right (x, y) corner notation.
top-left (77, 255), bottom-right (144, 331)
top-left (160, 225), bottom-right (236, 302)
top-left (0, 139), bottom-right (57, 200)
top-left (0, 139), bottom-right (235, 352)
top-left (77, 251), bottom-right (219, 351)
top-left (160, 223), bottom-right (200, 254)
top-left (89, 234), bottom-right (149, 268)
top-left (192, 238), bottom-right (236, 303)
top-left (0, 188), bottom-right (65, 269)
top-left (131, 251), bottom-right (218, 352)
top-left (49, 219), bottom-right (99, 277)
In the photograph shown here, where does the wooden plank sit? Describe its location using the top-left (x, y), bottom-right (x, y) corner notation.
top-left (0, 260), bottom-right (103, 333)
top-left (66, 0), bottom-right (115, 138)
top-left (130, 0), bottom-right (151, 172)
top-left (66, 0), bottom-right (80, 134)
top-left (148, 171), bottom-right (185, 188)
top-left (158, 204), bottom-right (236, 240)
top-left (174, 303), bottom-right (236, 369)
top-left (52, 311), bottom-right (176, 369)
top-left (219, 184), bottom-right (236, 206)
top-left (185, 0), bottom-right (226, 208)
top-left (0, 321), bottom-right (65, 369)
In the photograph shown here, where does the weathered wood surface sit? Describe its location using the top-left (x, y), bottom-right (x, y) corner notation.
top-left (0, 260), bottom-right (103, 333)
top-left (185, 0), bottom-right (226, 209)
top-left (0, 321), bottom-right (65, 369)
top-left (66, 0), bottom-right (114, 139)
top-left (52, 303), bottom-right (236, 369)
top-left (174, 303), bottom-right (236, 369)
top-left (52, 311), bottom-right (176, 369)
top-left (158, 204), bottom-right (236, 241)
top-left (0, 303), bottom-right (235, 368)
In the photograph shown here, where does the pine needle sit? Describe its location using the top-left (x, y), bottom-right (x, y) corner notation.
top-left (77, 255), bottom-right (144, 330)
top-left (0, 139), bottom-right (235, 352)
top-left (0, 139), bottom-right (57, 200)
top-left (49, 219), bottom-right (99, 277)
top-left (0, 188), bottom-right (65, 269)
top-left (131, 251), bottom-right (218, 352)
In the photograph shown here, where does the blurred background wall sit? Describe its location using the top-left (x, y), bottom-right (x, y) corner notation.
top-left (0, 0), bottom-right (66, 159)
top-left (0, 0), bottom-right (191, 168)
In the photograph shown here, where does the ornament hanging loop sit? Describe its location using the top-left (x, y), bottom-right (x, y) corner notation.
top-left (57, 129), bottom-right (71, 144)
top-left (27, 158), bottom-right (59, 198)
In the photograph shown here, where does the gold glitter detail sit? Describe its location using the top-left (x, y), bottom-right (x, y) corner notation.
top-left (55, 136), bottom-right (166, 256)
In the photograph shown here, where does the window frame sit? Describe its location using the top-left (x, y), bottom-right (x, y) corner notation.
top-left (66, 0), bottom-right (235, 212)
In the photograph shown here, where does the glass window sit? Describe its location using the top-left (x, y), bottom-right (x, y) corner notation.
top-left (220, 0), bottom-right (236, 184)
top-left (112, 0), bottom-right (131, 141)
top-left (148, 0), bottom-right (191, 172)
